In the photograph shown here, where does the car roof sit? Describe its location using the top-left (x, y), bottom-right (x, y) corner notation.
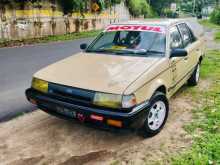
top-left (111, 19), bottom-right (190, 27)
top-left (109, 18), bottom-right (204, 38)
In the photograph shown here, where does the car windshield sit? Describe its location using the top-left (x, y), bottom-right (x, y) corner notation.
top-left (87, 26), bottom-right (166, 57)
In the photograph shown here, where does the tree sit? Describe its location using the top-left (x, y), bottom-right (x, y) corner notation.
top-left (150, 0), bottom-right (178, 15)
top-left (57, 0), bottom-right (122, 15)
top-left (125, 0), bottom-right (155, 17)
top-left (57, 0), bottom-right (86, 14)
top-left (180, 0), bottom-right (217, 15)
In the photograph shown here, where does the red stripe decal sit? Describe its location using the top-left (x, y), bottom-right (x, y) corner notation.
top-left (106, 25), bottom-right (165, 33)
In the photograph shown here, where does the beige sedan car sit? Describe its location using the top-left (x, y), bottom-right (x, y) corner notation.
top-left (26, 19), bottom-right (205, 137)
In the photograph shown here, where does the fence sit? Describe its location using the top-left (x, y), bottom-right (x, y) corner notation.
top-left (0, 3), bottom-right (130, 40)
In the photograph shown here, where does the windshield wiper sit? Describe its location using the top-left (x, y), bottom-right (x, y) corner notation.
top-left (115, 49), bottom-right (148, 55)
top-left (87, 49), bottom-right (147, 55)
top-left (116, 50), bottom-right (164, 56)
top-left (86, 49), bottom-right (110, 53)
top-left (146, 50), bottom-right (164, 55)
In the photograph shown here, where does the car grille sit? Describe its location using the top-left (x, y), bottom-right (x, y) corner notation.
top-left (48, 83), bottom-right (95, 106)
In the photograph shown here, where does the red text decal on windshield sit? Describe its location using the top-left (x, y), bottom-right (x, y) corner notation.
top-left (106, 25), bottom-right (165, 33)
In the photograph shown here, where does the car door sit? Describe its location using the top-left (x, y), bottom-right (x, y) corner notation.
top-left (177, 23), bottom-right (198, 73)
top-left (169, 25), bottom-right (189, 89)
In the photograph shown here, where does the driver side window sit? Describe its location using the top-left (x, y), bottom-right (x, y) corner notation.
top-left (91, 32), bottom-right (116, 50)
top-left (170, 26), bottom-right (183, 49)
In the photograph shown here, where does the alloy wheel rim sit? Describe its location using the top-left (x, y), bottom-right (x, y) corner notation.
top-left (196, 64), bottom-right (200, 82)
top-left (147, 101), bottom-right (166, 131)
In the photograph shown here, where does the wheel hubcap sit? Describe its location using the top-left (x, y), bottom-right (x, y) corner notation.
top-left (196, 65), bottom-right (200, 82)
top-left (147, 101), bottom-right (166, 131)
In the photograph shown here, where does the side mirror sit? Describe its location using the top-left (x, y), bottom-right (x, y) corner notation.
top-left (170, 49), bottom-right (188, 58)
top-left (80, 43), bottom-right (87, 50)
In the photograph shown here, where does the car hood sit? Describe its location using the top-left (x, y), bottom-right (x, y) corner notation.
top-left (34, 52), bottom-right (160, 94)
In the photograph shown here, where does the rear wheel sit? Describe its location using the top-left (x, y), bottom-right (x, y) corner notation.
top-left (188, 63), bottom-right (200, 86)
top-left (140, 92), bottom-right (169, 138)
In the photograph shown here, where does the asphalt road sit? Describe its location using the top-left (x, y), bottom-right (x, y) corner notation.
top-left (0, 38), bottom-right (92, 122)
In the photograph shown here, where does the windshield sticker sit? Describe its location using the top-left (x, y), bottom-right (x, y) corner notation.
top-left (106, 25), bottom-right (165, 33)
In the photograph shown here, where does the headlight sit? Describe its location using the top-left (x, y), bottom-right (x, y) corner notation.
top-left (93, 92), bottom-right (122, 108)
top-left (122, 95), bottom-right (137, 108)
top-left (93, 92), bottom-right (137, 109)
top-left (32, 78), bottom-right (48, 93)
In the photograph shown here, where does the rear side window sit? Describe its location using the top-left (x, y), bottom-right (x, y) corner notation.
top-left (178, 23), bottom-right (192, 47)
top-left (170, 26), bottom-right (183, 49)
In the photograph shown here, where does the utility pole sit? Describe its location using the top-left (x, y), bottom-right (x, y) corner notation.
top-left (193, 0), bottom-right (196, 15)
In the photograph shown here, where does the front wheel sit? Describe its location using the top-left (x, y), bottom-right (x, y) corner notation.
top-left (188, 63), bottom-right (200, 86)
top-left (140, 92), bottom-right (169, 138)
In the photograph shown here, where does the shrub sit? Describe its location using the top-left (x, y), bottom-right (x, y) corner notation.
top-left (163, 9), bottom-right (179, 18)
top-left (125, 0), bottom-right (155, 18)
top-left (210, 8), bottom-right (220, 25)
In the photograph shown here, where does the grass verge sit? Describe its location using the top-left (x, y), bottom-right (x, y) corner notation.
top-left (0, 30), bottom-right (101, 48)
top-left (169, 50), bottom-right (220, 164)
top-left (215, 31), bottom-right (220, 42)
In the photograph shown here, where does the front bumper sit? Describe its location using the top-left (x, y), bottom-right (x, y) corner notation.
top-left (25, 88), bottom-right (150, 130)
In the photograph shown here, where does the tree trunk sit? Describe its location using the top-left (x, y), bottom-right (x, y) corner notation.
top-left (216, 0), bottom-right (219, 7)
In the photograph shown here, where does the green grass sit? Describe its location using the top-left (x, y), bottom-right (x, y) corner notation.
top-left (215, 31), bottom-right (220, 42)
top-left (170, 50), bottom-right (220, 165)
top-left (0, 30), bottom-right (101, 48)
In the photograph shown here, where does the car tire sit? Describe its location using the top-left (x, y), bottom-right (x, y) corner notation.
top-left (140, 92), bottom-right (169, 138)
top-left (188, 63), bottom-right (200, 86)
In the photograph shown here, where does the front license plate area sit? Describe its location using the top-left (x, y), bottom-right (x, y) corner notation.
top-left (55, 107), bottom-right (76, 118)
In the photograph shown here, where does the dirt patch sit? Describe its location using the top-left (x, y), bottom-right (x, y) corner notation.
top-left (198, 79), bottom-right (212, 92)
top-left (204, 28), bottom-right (220, 50)
top-left (8, 156), bottom-right (45, 165)
top-left (60, 150), bottom-right (113, 165)
top-left (0, 86), bottom-right (196, 165)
